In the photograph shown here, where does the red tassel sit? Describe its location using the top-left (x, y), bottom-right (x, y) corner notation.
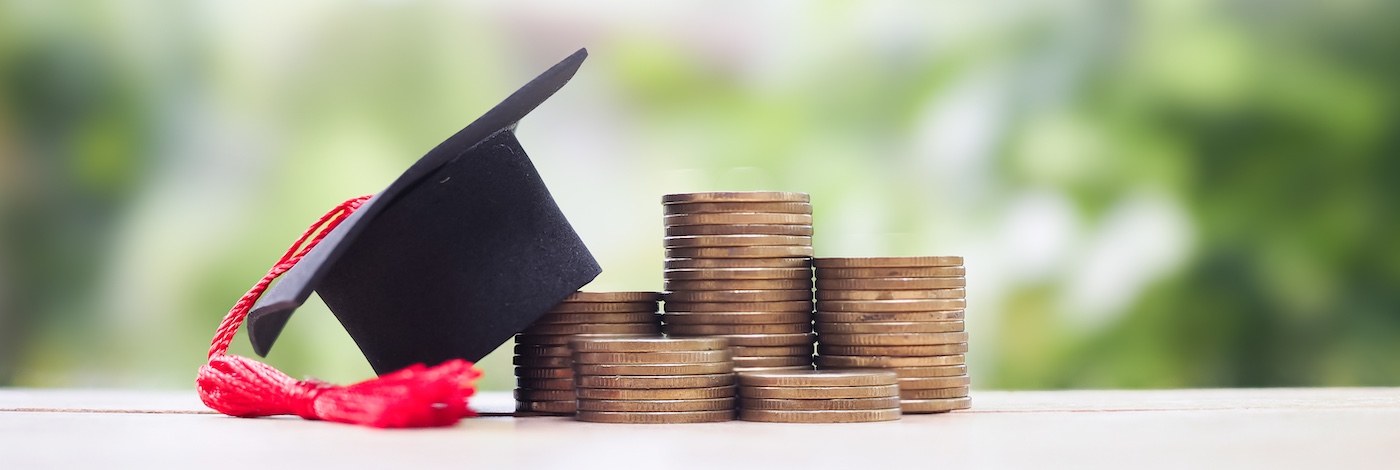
top-left (196, 195), bottom-right (482, 428)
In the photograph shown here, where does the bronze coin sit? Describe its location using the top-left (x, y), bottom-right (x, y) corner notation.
top-left (738, 408), bottom-right (901, 423)
top-left (515, 400), bottom-right (575, 414)
top-left (898, 375), bottom-right (972, 390)
top-left (575, 374), bottom-right (737, 389)
top-left (816, 299), bottom-right (967, 312)
top-left (514, 378), bottom-right (575, 390)
top-left (662, 191), bottom-right (810, 204)
top-left (513, 344), bottom-right (573, 357)
top-left (731, 356), bottom-right (814, 368)
top-left (815, 266), bottom-right (965, 279)
top-left (664, 323), bottom-right (812, 335)
top-left (665, 245), bottom-right (815, 259)
top-left (662, 311), bottom-right (813, 325)
top-left (522, 323), bottom-right (662, 336)
top-left (550, 302), bottom-right (658, 313)
top-left (666, 224), bottom-right (814, 237)
top-left (513, 356), bottom-right (572, 368)
top-left (561, 292), bottom-right (663, 303)
top-left (575, 386), bottom-right (737, 401)
top-left (663, 202), bottom-right (813, 214)
top-left (813, 257), bottom-right (964, 268)
top-left (815, 310), bottom-right (965, 322)
top-left (901, 397), bottom-right (972, 414)
top-left (816, 288), bottom-right (966, 301)
top-left (576, 397), bottom-right (737, 413)
top-left (513, 389), bottom-right (576, 401)
top-left (663, 290), bottom-right (812, 303)
top-left (888, 365), bottom-right (968, 378)
top-left (664, 268), bottom-right (813, 281)
top-left (514, 367), bottom-right (574, 379)
top-left (664, 213), bottom-right (813, 226)
top-left (737, 370), bottom-right (897, 387)
top-left (817, 343), bottom-right (969, 356)
top-left (532, 312), bottom-right (660, 325)
top-left (572, 350), bottom-right (733, 365)
top-left (573, 362), bottom-right (735, 376)
top-left (739, 384), bottom-right (900, 399)
top-left (733, 365), bottom-right (813, 373)
top-left (665, 257), bottom-right (811, 269)
top-left (816, 277), bottom-right (966, 290)
top-left (575, 410), bottom-right (735, 424)
top-left (664, 235), bottom-right (812, 248)
top-left (664, 300), bottom-right (813, 313)
top-left (900, 386), bottom-right (971, 400)
top-left (814, 321), bottom-right (963, 334)
top-left (732, 345), bottom-right (814, 356)
top-left (516, 333), bottom-right (658, 346)
top-left (739, 396), bottom-right (901, 411)
top-left (817, 332), bottom-right (969, 346)
top-left (569, 336), bottom-right (729, 353)
top-left (665, 278), bottom-right (813, 291)
top-left (667, 333), bottom-right (815, 347)
top-left (815, 354), bottom-right (966, 368)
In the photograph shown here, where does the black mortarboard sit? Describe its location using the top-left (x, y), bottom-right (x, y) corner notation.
top-left (244, 49), bottom-right (601, 375)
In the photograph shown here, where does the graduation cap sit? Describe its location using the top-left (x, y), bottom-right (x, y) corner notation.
top-left (243, 49), bottom-right (602, 375)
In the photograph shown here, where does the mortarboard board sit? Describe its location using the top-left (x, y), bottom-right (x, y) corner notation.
top-left (243, 48), bottom-right (602, 375)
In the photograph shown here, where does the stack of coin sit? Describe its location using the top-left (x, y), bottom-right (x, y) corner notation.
top-left (514, 292), bottom-right (662, 415)
top-left (736, 370), bottom-right (901, 423)
top-left (570, 337), bottom-right (737, 423)
top-left (660, 191), bottom-right (816, 373)
top-left (812, 256), bottom-right (971, 414)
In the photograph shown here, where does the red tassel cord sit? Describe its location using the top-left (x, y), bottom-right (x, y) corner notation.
top-left (196, 195), bottom-right (482, 428)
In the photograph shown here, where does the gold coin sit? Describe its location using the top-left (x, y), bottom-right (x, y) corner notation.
top-left (734, 365), bottom-right (813, 373)
top-left (900, 386), bottom-right (971, 400)
top-left (569, 336), bottom-right (729, 353)
top-left (731, 356), bottom-right (813, 368)
top-left (664, 268), bottom-right (813, 281)
top-left (664, 300), bottom-right (813, 313)
top-left (815, 354), bottom-right (966, 368)
top-left (665, 278), bottom-right (813, 291)
top-left (737, 369), bottom-right (897, 387)
top-left (667, 333), bottom-right (815, 347)
top-left (739, 396), bottom-right (901, 411)
top-left (814, 321), bottom-right (964, 334)
top-left (889, 365), bottom-right (967, 378)
top-left (575, 374), bottom-right (737, 389)
top-left (815, 310), bottom-right (965, 322)
top-left (813, 257), bottom-right (964, 268)
top-left (513, 389), bottom-right (576, 401)
top-left (665, 245), bottom-right (815, 259)
top-left (561, 292), bottom-right (663, 303)
top-left (662, 191), bottom-right (810, 204)
top-left (665, 234), bottom-right (813, 248)
top-left (664, 213), bottom-right (813, 226)
top-left (515, 400), bottom-right (575, 414)
top-left (575, 409), bottom-right (735, 424)
top-left (662, 311), bottom-right (813, 325)
top-left (901, 397), bottom-right (972, 413)
top-left (513, 355), bottom-right (572, 368)
top-left (732, 345), bottom-right (814, 356)
top-left (816, 277), bottom-right (966, 290)
top-left (816, 299), bottom-right (967, 312)
top-left (816, 266), bottom-right (965, 279)
top-left (573, 362), bottom-right (734, 376)
top-left (898, 375), bottom-right (972, 390)
top-left (513, 344), bottom-right (573, 357)
top-left (817, 332), bottom-right (969, 346)
top-left (522, 322), bottom-right (661, 336)
top-left (663, 201), bottom-right (813, 214)
top-left (550, 302), bottom-right (658, 313)
top-left (816, 288), bottom-right (966, 301)
top-left (738, 408), bottom-right (900, 423)
top-left (817, 343), bottom-right (969, 356)
top-left (665, 257), bottom-right (812, 269)
top-left (575, 385), bottom-right (736, 400)
top-left (739, 384), bottom-right (899, 399)
top-left (665, 323), bottom-right (812, 335)
top-left (514, 367), bottom-right (574, 379)
top-left (666, 224), bottom-right (814, 237)
top-left (572, 350), bottom-right (733, 365)
top-left (533, 312), bottom-right (660, 325)
top-left (663, 290), bottom-right (812, 303)
top-left (516, 333), bottom-right (657, 346)
top-left (576, 397), bottom-right (737, 413)
top-left (514, 378), bottom-right (575, 390)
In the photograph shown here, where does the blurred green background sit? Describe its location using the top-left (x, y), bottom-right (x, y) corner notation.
top-left (1, 0), bottom-right (1396, 392)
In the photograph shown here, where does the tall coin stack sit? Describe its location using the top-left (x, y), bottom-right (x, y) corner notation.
top-left (660, 191), bottom-right (817, 373)
top-left (514, 292), bottom-right (662, 415)
top-left (811, 256), bottom-right (972, 414)
top-left (571, 337), bottom-right (737, 423)
top-left (736, 370), bottom-right (902, 423)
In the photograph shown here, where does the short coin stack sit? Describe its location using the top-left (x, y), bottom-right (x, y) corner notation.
top-left (812, 256), bottom-right (972, 414)
top-left (570, 337), bottom-right (737, 423)
top-left (514, 292), bottom-right (662, 415)
top-left (660, 191), bottom-right (816, 373)
top-left (736, 370), bottom-right (901, 422)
